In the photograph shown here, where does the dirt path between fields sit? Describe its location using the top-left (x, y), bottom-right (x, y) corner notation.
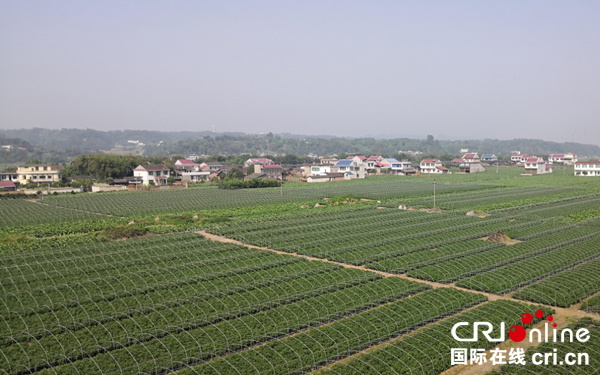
top-left (197, 230), bottom-right (599, 374)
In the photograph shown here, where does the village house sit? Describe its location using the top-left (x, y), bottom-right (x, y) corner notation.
top-left (304, 165), bottom-right (331, 177)
top-left (181, 170), bottom-right (210, 182)
top-left (451, 158), bottom-right (464, 166)
top-left (390, 160), bottom-right (416, 175)
top-left (306, 173), bottom-right (346, 183)
top-left (199, 162), bottom-right (223, 172)
top-left (459, 161), bottom-right (486, 173)
top-left (174, 159), bottom-right (200, 172)
top-left (419, 159), bottom-right (449, 174)
top-left (133, 164), bottom-right (171, 185)
top-left (481, 154), bottom-right (498, 162)
top-left (523, 157), bottom-right (552, 175)
top-left (16, 164), bottom-right (63, 184)
top-left (574, 161), bottom-right (600, 176)
top-left (511, 153), bottom-right (523, 162)
top-left (0, 180), bottom-right (17, 192)
top-left (461, 153), bottom-right (481, 163)
top-left (333, 159), bottom-right (366, 179)
top-left (319, 158), bottom-right (339, 165)
top-left (347, 155), bottom-right (367, 164)
top-left (251, 164), bottom-right (283, 180)
top-left (173, 159), bottom-right (209, 182)
top-left (549, 153), bottom-right (577, 165)
top-left (377, 158), bottom-right (394, 169)
top-left (0, 172), bottom-right (18, 182)
top-left (366, 156), bottom-right (384, 169)
top-left (284, 166), bottom-right (304, 181)
top-left (244, 158), bottom-right (274, 167)
top-left (519, 155), bottom-right (535, 164)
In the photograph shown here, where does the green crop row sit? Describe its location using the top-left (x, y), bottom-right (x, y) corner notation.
top-left (513, 257), bottom-right (600, 307)
top-left (457, 236), bottom-right (600, 294)
top-left (29, 277), bottom-right (428, 375)
top-left (1, 260), bottom-right (337, 343)
top-left (182, 288), bottom-right (486, 375)
top-left (408, 220), bottom-right (600, 283)
top-left (318, 300), bottom-right (552, 375)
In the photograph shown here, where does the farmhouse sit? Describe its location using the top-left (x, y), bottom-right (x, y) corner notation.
top-left (0, 172), bottom-right (18, 182)
top-left (133, 164), bottom-right (171, 185)
top-left (366, 156), bottom-right (384, 168)
top-left (333, 159), bottom-right (366, 179)
top-left (574, 161), bottom-right (600, 176)
top-left (181, 171), bottom-right (210, 182)
top-left (304, 165), bottom-right (331, 177)
top-left (252, 164), bottom-right (283, 180)
top-left (306, 173), bottom-right (346, 183)
top-left (390, 160), bottom-right (416, 175)
top-left (244, 158), bottom-right (274, 166)
top-left (459, 161), bottom-right (485, 173)
top-left (511, 153), bottom-right (523, 162)
top-left (481, 154), bottom-right (498, 162)
top-left (174, 159), bottom-right (200, 172)
top-left (419, 159), bottom-right (448, 174)
top-left (0, 180), bottom-right (16, 192)
top-left (461, 153), bottom-right (481, 163)
top-left (347, 155), bottom-right (367, 162)
top-left (319, 158), bottom-right (339, 165)
top-left (523, 157), bottom-right (552, 175)
top-left (549, 153), bottom-right (577, 165)
top-left (16, 164), bottom-right (63, 184)
top-left (199, 162), bottom-right (223, 171)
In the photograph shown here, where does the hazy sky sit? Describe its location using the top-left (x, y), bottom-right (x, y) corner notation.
top-left (1, 1), bottom-right (599, 144)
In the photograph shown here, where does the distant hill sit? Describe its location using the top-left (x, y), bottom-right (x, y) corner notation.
top-left (2, 128), bottom-right (600, 160)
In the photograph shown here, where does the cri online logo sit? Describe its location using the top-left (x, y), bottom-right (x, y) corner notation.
top-left (451, 309), bottom-right (590, 343)
top-left (509, 309), bottom-right (554, 342)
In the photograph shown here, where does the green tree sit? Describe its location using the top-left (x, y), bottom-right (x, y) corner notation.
top-left (227, 168), bottom-right (245, 180)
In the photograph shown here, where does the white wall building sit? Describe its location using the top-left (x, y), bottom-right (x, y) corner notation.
top-left (133, 164), bottom-right (171, 185)
top-left (549, 153), bottom-right (577, 165)
top-left (523, 157), bottom-right (552, 175)
top-left (574, 162), bottom-right (600, 176)
top-left (419, 159), bottom-right (448, 174)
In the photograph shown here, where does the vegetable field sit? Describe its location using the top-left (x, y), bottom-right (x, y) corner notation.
top-left (1, 169), bottom-right (599, 374)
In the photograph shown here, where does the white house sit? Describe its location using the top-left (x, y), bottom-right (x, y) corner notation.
top-left (199, 162), bottom-right (223, 171)
top-left (305, 165), bottom-right (331, 177)
top-left (390, 160), bottom-right (416, 175)
top-left (574, 161), bottom-right (600, 176)
top-left (333, 159), bottom-right (366, 179)
top-left (481, 154), bottom-right (498, 162)
top-left (366, 156), bottom-right (384, 168)
top-left (181, 171), bottom-right (210, 182)
top-left (174, 159), bottom-right (201, 172)
top-left (549, 153), bottom-right (577, 165)
top-left (523, 157), bottom-right (552, 175)
top-left (244, 158), bottom-right (274, 167)
top-left (520, 155), bottom-right (535, 163)
top-left (419, 159), bottom-right (448, 174)
top-left (319, 158), bottom-right (339, 165)
top-left (511, 153), bottom-right (523, 162)
top-left (133, 164), bottom-right (171, 185)
top-left (461, 153), bottom-right (481, 163)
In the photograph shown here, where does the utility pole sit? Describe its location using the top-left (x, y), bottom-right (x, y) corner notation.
top-left (496, 161), bottom-right (499, 174)
top-left (280, 176), bottom-right (283, 195)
